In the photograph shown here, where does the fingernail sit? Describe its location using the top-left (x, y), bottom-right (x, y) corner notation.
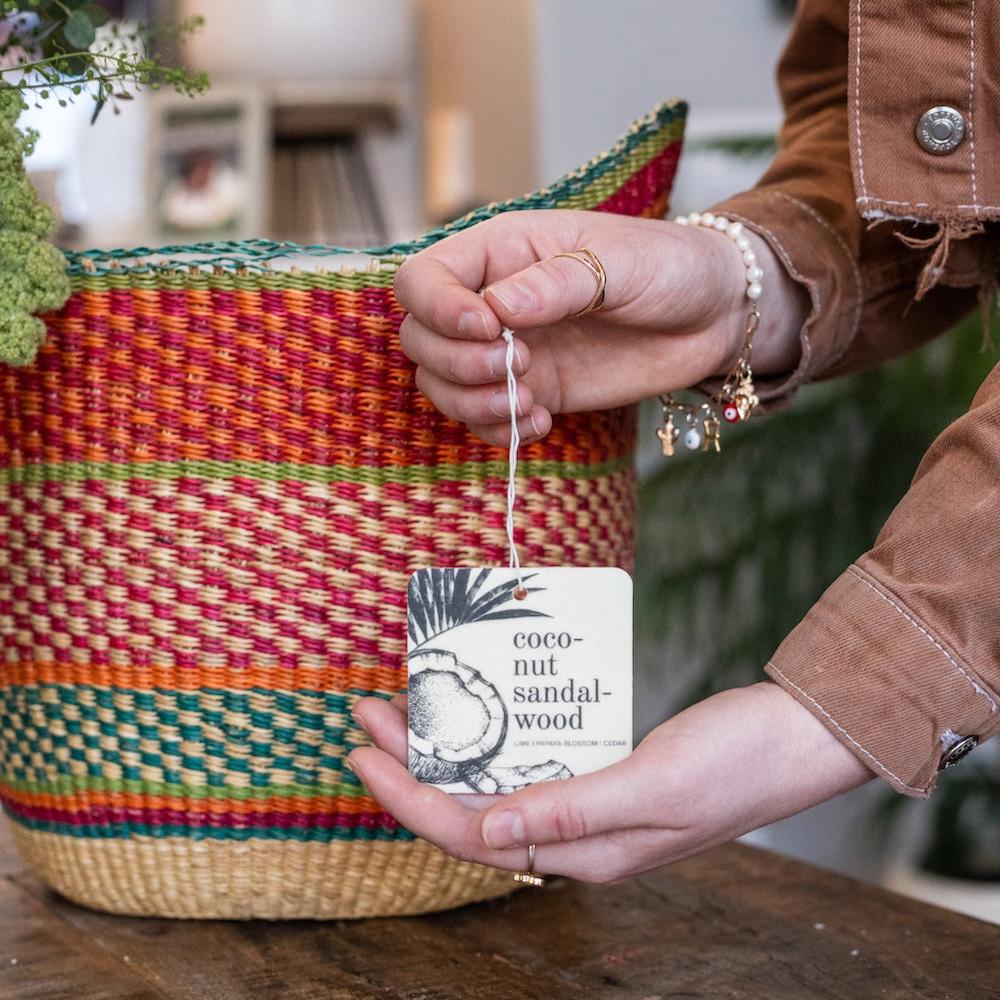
top-left (490, 391), bottom-right (522, 418)
top-left (488, 344), bottom-right (508, 377)
top-left (343, 755), bottom-right (358, 775)
top-left (529, 411), bottom-right (542, 437)
top-left (458, 310), bottom-right (490, 338)
top-left (353, 710), bottom-right (371, 736)
top-left (487, 281), bottom-right (531, 316)
top-left (488, 344), bottom-right (524, 377)
top-left (482, 810), bottom-right (526, 849)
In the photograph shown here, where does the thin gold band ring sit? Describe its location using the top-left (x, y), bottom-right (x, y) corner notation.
top-left (552, 247), bottom-right (607, 318)
top-left (513, 843), bottom-right (546, 887)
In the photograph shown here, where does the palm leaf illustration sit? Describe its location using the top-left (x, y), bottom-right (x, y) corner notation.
top-left (408, 568), bottom-right (549, 648)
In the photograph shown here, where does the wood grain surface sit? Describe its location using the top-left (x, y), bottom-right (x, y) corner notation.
top-left (1, 817), bottom-right (997, 1000)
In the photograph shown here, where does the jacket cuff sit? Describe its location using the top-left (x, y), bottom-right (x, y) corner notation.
top-left (764, 563), bottom-right (1000, 798)
top-left (705, 188), bottom-right (863, 405)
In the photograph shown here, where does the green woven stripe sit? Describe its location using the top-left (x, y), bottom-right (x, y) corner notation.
top-left (0, 682), bottom-right (396, 796)
top-left (69, 262), bottom-right (401, 293)
top-left (3, 774), bottom-right (363, 801)
top-left (4, 810), bottom-right (418, 843)
top-left (0, 455), bottom-right (632, 486)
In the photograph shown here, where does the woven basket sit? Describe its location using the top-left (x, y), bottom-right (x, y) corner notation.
top-left (0, 101), bottom-right (685, 919)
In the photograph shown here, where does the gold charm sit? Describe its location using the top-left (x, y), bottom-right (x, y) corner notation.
top-left (656, 412), bottom-right (678, 457)
top-left (655, 298), bottom-right (759, 462)
top-left (702, 413), bottom-right (721, 452)
top-left (732, 381), bottom-right (758, 421)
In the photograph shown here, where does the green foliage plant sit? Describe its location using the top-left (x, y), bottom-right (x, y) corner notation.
top-left (0, 84), bottom-right (69, 364)
top-left (0, 1), bottom-right (208, 366)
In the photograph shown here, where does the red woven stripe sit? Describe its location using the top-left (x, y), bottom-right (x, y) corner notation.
top-left (3, 797), bottom-right (401, 832)
top-left (594, 141), bottom-right (682, 216)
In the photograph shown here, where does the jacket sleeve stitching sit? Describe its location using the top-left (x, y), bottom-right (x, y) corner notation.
top-left (847, 565), bottom-right (999, 713)
top-left (767, 661), bottom-right (922, 792)
top-left (859, 195), bottom-right (1000, 213)
top-left (967, 0), bottom-right (979, 217)
top-left (766, 190), bottom-right (864, 372)
top-left (853, 0), bottom-right (869, 199)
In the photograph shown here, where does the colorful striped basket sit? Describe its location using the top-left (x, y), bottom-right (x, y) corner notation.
top-left (0, 100), bottom-right (685, 918)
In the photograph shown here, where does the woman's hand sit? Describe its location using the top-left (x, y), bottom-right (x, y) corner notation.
top-left (347, 681), bottom-right (872, 884)
top-left (394, 209), bottom-right (807, 446)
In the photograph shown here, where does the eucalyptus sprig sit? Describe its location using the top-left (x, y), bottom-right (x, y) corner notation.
top-left (0, 1), bottom-right (208, 121)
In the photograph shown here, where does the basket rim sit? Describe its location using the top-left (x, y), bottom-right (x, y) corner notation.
top-left (61, 99), bottom-right (687, 278)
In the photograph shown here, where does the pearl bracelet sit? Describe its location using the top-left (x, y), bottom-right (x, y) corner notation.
top-left (655, 211), bottom-right (761, 457)
top-left (674, 211), bottom-right (763, 304)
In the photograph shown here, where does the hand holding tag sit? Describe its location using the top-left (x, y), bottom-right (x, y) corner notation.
top-left (348, 681), bottom-right (873, 884)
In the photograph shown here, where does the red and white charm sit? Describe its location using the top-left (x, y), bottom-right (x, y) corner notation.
top-left (722, 403), bottom-right (741, 423)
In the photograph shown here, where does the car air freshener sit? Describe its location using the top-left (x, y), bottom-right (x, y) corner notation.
top-left (407, 328), bottom-right (633, 794)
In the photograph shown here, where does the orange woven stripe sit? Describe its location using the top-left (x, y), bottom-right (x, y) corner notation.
top-left (3, 786), bottom-right (382, 817)
top-left (0, 661), bottom-right (403, 694)
top-left (2, 285), bottom-right (634, 469)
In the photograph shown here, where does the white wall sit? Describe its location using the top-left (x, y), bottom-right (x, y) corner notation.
top-left (419, 0), bottom-right (538, 212)
top-left (533, 0), bottom-right (789, 186)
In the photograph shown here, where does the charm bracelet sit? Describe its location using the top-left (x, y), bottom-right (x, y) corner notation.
top-left (656, 212), bottom-right (762, 458)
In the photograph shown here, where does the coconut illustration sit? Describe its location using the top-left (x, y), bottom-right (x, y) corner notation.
top-left (407, 567), bottom-right (574, 792)
top-left (407, 649), bottom-right (508, 784)
top-left (464, 760), bottom-right (574, 795)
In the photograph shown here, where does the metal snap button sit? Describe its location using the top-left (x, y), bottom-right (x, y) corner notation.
top-left (916, 106), bottom-right (966, 154)
top-left (939, 734), bottom-right (978, 770)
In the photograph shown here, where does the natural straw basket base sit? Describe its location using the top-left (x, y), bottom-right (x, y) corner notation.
top-left (0, 100), bottom-right (686, 919)
top-left (13, 825), bottom-right (517, 919)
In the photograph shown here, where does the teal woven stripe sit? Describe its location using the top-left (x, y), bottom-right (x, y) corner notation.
top-left (0, 683), bottom-right (374, 789)
top-left (3, 809), bottom-right (418, 843)
top-left (0, 455), bottom-right (632, 486)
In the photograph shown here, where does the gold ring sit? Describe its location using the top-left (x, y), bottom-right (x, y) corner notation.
top-left (552, 248), bottom-right (606, 318)
top-left (513, 843), bottom-right (546, 887)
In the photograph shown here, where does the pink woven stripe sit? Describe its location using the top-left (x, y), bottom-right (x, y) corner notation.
top-left (1, 471), bottom-right (635, 672)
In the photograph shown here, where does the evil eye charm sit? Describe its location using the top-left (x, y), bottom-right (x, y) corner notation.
top-left (722, 403), bottom-right (741, 423)
top-left (683, 427), bottom-right (702, 450)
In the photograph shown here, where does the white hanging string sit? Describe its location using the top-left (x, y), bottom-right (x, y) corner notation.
top-left (501, 327), bottom-right (526, 596)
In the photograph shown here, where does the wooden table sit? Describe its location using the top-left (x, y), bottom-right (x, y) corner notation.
top-left (2, 818), bottom-right (998, 1000)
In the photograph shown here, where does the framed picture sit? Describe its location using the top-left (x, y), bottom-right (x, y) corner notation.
top-left (147, 84), bottom-right (267, 242)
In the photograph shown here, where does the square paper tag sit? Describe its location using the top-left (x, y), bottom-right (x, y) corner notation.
top-left (406, 566), bottom-right (633, 794)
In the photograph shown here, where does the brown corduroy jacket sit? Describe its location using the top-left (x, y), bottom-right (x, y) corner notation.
top-left (712, 0), bottom-right (1000, 797)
